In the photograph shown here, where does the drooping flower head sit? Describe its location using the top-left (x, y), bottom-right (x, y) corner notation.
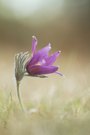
top-left (26, 36), bottom-right (63, 77)
top-left (15, 36), bottom-right (63, 112)
top-left (15, 36), bottom-right (62, 82)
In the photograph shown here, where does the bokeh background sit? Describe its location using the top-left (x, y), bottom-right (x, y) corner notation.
top-left (0, 0), bottom-right (90, 135)
top-left (0, 0), bottom-right (90, 97)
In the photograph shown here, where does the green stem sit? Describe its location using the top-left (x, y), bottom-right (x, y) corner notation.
top-left (16, 81), bottom-right (25, 112)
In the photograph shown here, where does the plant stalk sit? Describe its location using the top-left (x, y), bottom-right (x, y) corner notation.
top-left (16, 81), bottom-right (25, 112)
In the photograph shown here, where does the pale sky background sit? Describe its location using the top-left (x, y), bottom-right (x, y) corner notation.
top-left (2, 0), bottom-right (64, 16)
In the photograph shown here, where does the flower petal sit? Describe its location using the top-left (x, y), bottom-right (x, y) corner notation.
top-left (43, 51), bottom-right (60, 66)
top-left (27, 43), bottom-right (51, 66)
top-left (26, 65), bottom-right (58, 75)
top-left (31, 36), bottom-right (37, 55)
top-left (55, 71), bottom-right (63, 76)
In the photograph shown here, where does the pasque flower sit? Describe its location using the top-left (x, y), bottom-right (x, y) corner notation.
top-left (26, 36), bottom-right (62, 77)
top-left (15, 36), bottom-right (62, 112)
top-left (15, 36), bottom-right (62, 81)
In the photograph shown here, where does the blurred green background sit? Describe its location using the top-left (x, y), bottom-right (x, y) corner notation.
top-left (0, 1), bottom-right (90, 135)
top-left (0, 0), bottom-right (89, 91)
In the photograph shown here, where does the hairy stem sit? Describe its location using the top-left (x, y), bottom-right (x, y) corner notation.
top-left (16, 81), bottom-right (25, 112)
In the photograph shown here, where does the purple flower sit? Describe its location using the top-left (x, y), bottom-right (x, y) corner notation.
top-left (26, 36), bottom-right (62, 77)
top-left (15, 36), bottom-right (63, 112)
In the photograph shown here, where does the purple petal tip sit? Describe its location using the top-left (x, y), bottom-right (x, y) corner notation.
top-left (58, 50), bottom-right (61, 53)
top-left (48, 43), bottom-right (51, 48)
top-left (32, 36), bottom-right (37, 40)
